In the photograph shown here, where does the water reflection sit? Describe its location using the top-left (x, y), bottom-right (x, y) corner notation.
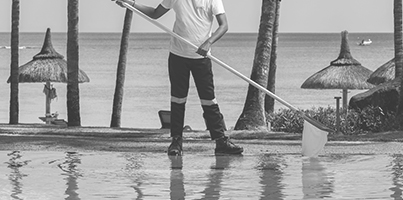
top-left (6, 151), bottom-right (30, 200)
top-left (256, 155), bottom-right (285, 200)
top-left (3, 151), bottom-right (403, 199)
top-left (302, 157), bottom-right (334, 199)
top-left (169, 156), bottom-right (185, 200)
top-left (199, 155), bottom-right (242, 200)
top-left (124, 153), bottom-right (145, 199)
top-left (58, 152), bottom-right (82, 200)
top-left (390, 154), bottom-right (403, 199)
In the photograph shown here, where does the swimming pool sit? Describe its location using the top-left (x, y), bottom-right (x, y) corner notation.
top-left (0, 151), bottom-right (402, 199)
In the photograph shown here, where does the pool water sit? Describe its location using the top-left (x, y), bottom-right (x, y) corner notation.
top-left (0, 151), bottom-right (402, 200)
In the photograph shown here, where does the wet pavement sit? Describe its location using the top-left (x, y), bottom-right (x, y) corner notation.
top-left (1, 133), bottom-right (403, 155)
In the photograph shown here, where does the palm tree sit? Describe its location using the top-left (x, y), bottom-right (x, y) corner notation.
top-left (234, 0), bottom-right (277, 130)
top-left (395, 0), bottom-right (403, 116)
top-left (67, 0), bottom-right (81, 126)
top-left (265, 0), bottom-right (281, 114)
top-left (9, 0), bottom-right (20, 124)
top-left (111, 9), bottom-right (133, 127)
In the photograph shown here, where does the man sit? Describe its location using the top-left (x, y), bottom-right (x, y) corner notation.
top-left (113, 0), bottom-right (243, 156)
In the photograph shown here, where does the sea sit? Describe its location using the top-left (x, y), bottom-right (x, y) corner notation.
top-left (0, 32), bottom-right (394, 130)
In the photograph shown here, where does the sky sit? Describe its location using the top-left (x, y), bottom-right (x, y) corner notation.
top-left (0, 0), bottom-right (395, 33)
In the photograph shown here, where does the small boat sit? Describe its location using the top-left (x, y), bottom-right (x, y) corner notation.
top-left (358, 39), bottom-right (372, 46)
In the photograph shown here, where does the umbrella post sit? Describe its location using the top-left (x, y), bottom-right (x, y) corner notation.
top-left (342, 89), bottom-right (348, 109)
top-left (334, 96), bottom-right (341, 133)
top-left (45, 81), bottom-right (51, 124)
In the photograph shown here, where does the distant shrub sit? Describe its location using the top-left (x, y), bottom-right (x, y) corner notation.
top-left (344, 106), bottom-right (400, 134)
top-left (266, 106), bottom-right (400, 134)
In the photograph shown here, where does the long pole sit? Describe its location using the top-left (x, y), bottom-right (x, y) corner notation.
top-left (118, 1), bottom-right (331, 131)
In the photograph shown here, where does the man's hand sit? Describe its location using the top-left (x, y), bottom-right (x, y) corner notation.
top-left (196, 40), bottom-right (212, 57)
top-left (112, 0), bottom-right (135, 8)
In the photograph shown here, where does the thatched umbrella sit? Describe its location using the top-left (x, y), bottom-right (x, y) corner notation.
top-left (367, 58), bottom-right (395, 85)
top-left (301, 30), bottom-right (374, 109)
top-left (7, 28), bottom-right (90, 123)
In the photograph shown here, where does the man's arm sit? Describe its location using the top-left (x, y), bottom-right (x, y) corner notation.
top-left (197, 13), bottom-right (229, 57)
top-left (113, 0), bottom-right (169, 19)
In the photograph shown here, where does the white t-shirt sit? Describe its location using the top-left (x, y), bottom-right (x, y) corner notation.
top-left (160, 0), bottom-right (225, 59)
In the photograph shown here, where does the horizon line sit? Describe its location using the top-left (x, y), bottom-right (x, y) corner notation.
top-left (0, 31), bottom-right (394, 34)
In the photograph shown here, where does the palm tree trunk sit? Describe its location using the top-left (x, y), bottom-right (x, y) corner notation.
top-left (234, 0), bottom-right (277, 131)
top-left (67, 0), bottom-right (81, 126)
top-left (395, 0), bottom-right (403, 79)
top-left (111, 9), bottom-right (133, 127)
top-left (9, 0), bottom-right (20, 124)
top-left (395, 0), bottom-right (403, 115)
top-left (265, 0), bottom-right (281, 114)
